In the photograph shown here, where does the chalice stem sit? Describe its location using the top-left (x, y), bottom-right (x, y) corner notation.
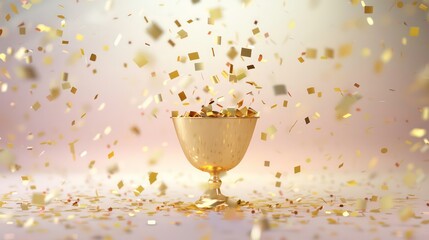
top-left (207, 172), bottom-right (223, 197)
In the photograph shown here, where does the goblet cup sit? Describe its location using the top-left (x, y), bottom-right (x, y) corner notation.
top-left (172, 117), bottom-right (258, 208)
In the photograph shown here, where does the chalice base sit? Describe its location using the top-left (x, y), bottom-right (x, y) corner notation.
top-left (194, 173), bottom-right (228, 209)
top-left (195, 189), bottom-right (228, 209)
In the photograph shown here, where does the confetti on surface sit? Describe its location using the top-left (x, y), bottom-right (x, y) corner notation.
top-left (264, 161), bottom-right (270, 167)
top-left (31, 193), bottom-right (45, 206)
top-left (298, 57), bottom-right (304, 63)
top-left (108, 151), bottom-right (115, 159)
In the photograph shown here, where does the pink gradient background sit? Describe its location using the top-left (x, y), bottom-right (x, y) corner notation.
top-left (0, 0), bottom-right (428, 178)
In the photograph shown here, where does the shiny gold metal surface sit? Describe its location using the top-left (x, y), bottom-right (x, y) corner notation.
top-left (172, 117), bottom-right (258, 208)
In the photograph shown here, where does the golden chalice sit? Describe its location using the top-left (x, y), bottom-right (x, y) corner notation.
top-left (172, 117), bottom-right (258, 208)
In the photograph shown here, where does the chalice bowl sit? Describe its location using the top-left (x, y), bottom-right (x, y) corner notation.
top-left (172, 117), bottom-right (258, 208)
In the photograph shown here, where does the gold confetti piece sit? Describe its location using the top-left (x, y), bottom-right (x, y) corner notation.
top-left (275, 181), bottom-right (281, 187)
top-left (171, 111), bottom-right (179, 117)
top-left (194, 62), bottom-right (204, 71)
top-left (88, 160), bottom-right (95, 169)
top-left (215, 36), bottom-right (222, 45)
top-left (107, 163), bottom-right (119, 175)
top-left (149, 172), bottom-right (158, 184)
top-left (16, 65), bottom-right (38, 79)
top-left (419, 3), bottom-right (428, 11)
top-left (307, 87), bottom-right (315, 94)
top-left (210, 75), bottom-right (220, 84)
top-left (209, 7), bottom-right (223, 21)
top-left (177, 29), bottom-right (188, 39)
top-left (75, 33), bottom-right (84, 41)
top-left (21, 176), bottom-right (29, 183)
top-left (70, 87), bottom-right (77, 94)
top-left (275, 172), bottom-right (281, 178)
top-left (355, 198), bottom-right (367, 211)
top-left (134, 185), bottom-right (144, 196)
top-left (227, 47), bottom-right (238, 60)
top-left (32, 101), bottom-right (41, 111)
top-left (154, 94), bottom-right (163, 103)
top-left (327, 218), bottom-right (337, 224)
top-left (294, 165), bottom-right (301, 174)
top-left (380, 195), bottom-right (394, 211)
top-left (68, 140), bottom-right (78, 161)
top-left (409, 27), bottom-right (420, 37)
top-left (283, 100), bottom-right (288, 107)
top-left (10, 3), bottom-right (19, 14)
top-left (381, 48), bottom-right (393, 63)
top-left (117, 180), bottom-right (124, 189)
top-left (188, 52), bottom-right (199, 60)
top-left (339, 44), bottom-right (353, 57)
top-left (169, 70), bottom-right (179, 80)
top-left (133, 52), bottom-right (148, 67)
top-left (252, 27), bottom-right (260, 35)
top-left (178, 91), bottom-right (187, 101)
top-left (89, 54), bottom-right (97, 61)
top-left (61, 82), bottom-right (71, 90)
top-left (347, 180), bottom-right (358, 186)
top-left (21, 202), bottom-right (29, 210)
top-left (335, 94), bottom-right (362, 120)
top-left (339, 163), bottom-right (344, 168)
top-left (305, 117), bottom-right (310, 124)
top-left (19, 27), bottom-right (26, 35)
top-left (324, 48), bottom-right (334, 58)
top-left (380, 147), bottom-right (388, 154)
top-left (364, 6), bottom-right (373, 13)
top-left (399, 206), bottom-right (415, 221)
top-left (32, 193), bottom-right (45, 206)
top-left (410, 128), bottom-right (426, 138)
top-left (273, 84), bottom-right (287, 95)
top-left (241, 48), bottom-right (252, 57)
top-left (264, 161), bottom-right (270, 167)
top-left (261, 132), bottom-right (267, 141)
top-left (342, 113), bottom-right (352, 119)
top-left (147, 22), bottom-right (164, 40)
top-left (422, 107), bottom-right (429, 121)
top-left (298, 57), bottom-right (304, 63)
top-left (306, 48), bottom-right (317, 59)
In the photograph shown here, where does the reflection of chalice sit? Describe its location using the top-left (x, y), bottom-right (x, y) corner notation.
top-left (172, 117), bottom-right (258, 208)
